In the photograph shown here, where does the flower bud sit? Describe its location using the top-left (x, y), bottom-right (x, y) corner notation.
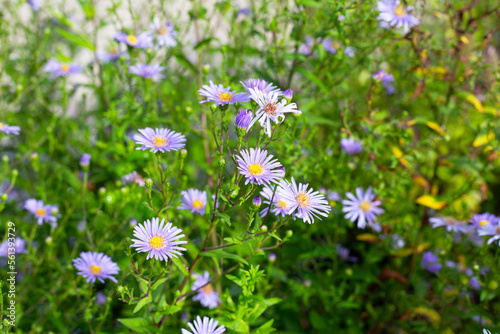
top-left (286, 230), bottom-right (293, 238)
top-left (80, 153), bottom-right (91, 168)
top-left (117, 285), bottom-right (125, 294)
top-left (219, 158), bottom-right (226, 167)
top-left (210, 104), bottom-right (218, 113)
top-left (31, 152), bottom-right (39, 160)
top-left (268, 252), bottom-right (276, 262)
top-left (235, 109), bottom-right (253, 134)
top-left (283, 89), bottom-right (293, 100)
top-left (180, 149), bottom-right (188, 158)
top-left (277, 166), bottom-right (285, 177)
top-left (345, 268), bottom-right (353, 276)
top-left (145, 178), bottom-right (153, 189)
top-left (252, 196), bottom-right (262, 207)
top-left (261, 225), bottom-right (268, 232)
top-left (45, 236), bottom-right (53, 245)
top-left (202, 63), bottom-right (210, 74)
top-left (1, 194), bottom-right (7, 202)
top-left (98, 187), bottom-right (106, 195)
top-left (2, 155), bottom-right (8, 163)
top-left (12, 169), bottom-right (18, 177)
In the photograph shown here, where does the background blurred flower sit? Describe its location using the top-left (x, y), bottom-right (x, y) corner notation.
top-left (73, 251), bottom-right (120, 283)
top-left (148, 18), bottom-right (177, 47)
top-left (129, 63), bottom-right (164, 80)
top-left (340, 138), bottom-right (363, 155)
top-left (44, 60), bottom-right (82, 78)
top-left (377, 0), bottom-right (420, 33)
top-left (114, 32), bottom-right (152, 48)
top-left (192, 271), bottom-right (221, 309)
top-left (0, 122), bottom-right (20, 135)
top-left (421, 251), bottom-right (442, 274)
top-left (342, 187), bottom-right (384, 229)
top-left (178, 189), bottom-right (207, 215)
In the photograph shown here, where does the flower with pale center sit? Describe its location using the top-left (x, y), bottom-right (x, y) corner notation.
top-left (359, 201), bottom-right (371, 212)
top-left (127, 35), bottom-right (138, 45)
top-left (296, 192), bottom-right (310, 208)
top-left (152, 136), bottom-right (168, 148)
top-left (248, 163), bottom-right (264, 176)
top-left (217, 92), bottom-right (233, 102)
top-left (393, 5), bottom-right (405, 17)
top-left (149, 235), bottom-right (166, 250)
top-left (89, 265), bottom-right (102, 275)
top-left (264, 102), bottom-right (278, 115)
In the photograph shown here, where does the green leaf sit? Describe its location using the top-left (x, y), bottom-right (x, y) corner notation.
top-left (118, 317), bottom-right (156, 332)
top-left (172, 256), bottom-right (189, 276)
top-left (253, 319), bottom-right (276, 334)
top-left (248, 296), bottom-right (281, 323)
top-left (202, 249), bottom-right (248, 265)
top-left (217, 212), bottom-right (232, 226)
top-left (150, 278), bottom-right (168, 292)
top-left (56, 28), bottom-right (95, 51)
top-left (155, 304), bottom-right (182, 315)
top-left (295, 67), bottom-right (329, 94)
top-left (133, 295), bottom-right (152, 313)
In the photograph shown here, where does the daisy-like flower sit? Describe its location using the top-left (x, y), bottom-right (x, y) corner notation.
top-left (421, 251), bottom-right (441, 274)
top-left (344, 46), bottom-right (355, 58)
top-left (322, 38), bottom-right (341, 55)
top-left (73, 251), bottom-right (120, 284)
top-left (340, 138), bottom-right (363, 155)
top-left (177, 189), bottom-right (207, 215)
top-left (376, 0), bottom-right (420, 33)
top-left (181, 316), bottom-right (226, 334)
top-left (131, 217), bottom-right (187, 261)
top-left (247, 89), bottom-right (300, 137)
top-left (478, 224), bottom-right (500, 246)
top-left (259, 184), bottom-right (294, 218)
top-left (0, 122), bottom-right (20, 135)
top-left (129, 63), bottom-right (164, 80)
top-left (373, 70), bottom-right (394, 82)
top-left (0, 238), bottom-right (28, 257)
top-left (429, 216), bottom-right (470, 233)
top-left (24, 199), bottom-right (58, 225)
top-left (235, 109), bottom-right (253, 130)
top-left (470, 213), bottom-right (499, 228)
top-left (236, 148), bottom-right (283, 186)
top-left (198, 81), bottom-right (249, 106)
top-left (44, 60), bottom-right (82, 78)
top-left (278, 177), bottom-right (331, 224)
top-left (133, 127), bottom-right (186, 153)
top-left (341, 187), bottom-right (384, 229)
top-left (147, 18), bottom-right (177, 48)
top-left (122, 171), bottom-right (145, 187)
top-left (97, 48), bottom-right (126, 63)
top-left (240, 78), bottom-right (281, 96)
top-left (299, 36), bottom-right (315, 56)
top-left (114, 32), bottom-right (152, 48)
top-left (192, 271), bottom-right (221, 309)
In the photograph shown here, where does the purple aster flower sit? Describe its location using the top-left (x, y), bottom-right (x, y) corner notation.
top-left (421, 251), bottom-right (442, 274)
top-left (122, 171), bottom-right (145, 186)
top-left (470, 213), bottom-right (499, 228)
top-left (384, 82), bottom-right (396, 95)
top-left (0, 122), bottom-right (20, 135)
top-left (377, 0), bottom-right (420, 33)
top-left (0, 238), bottom-right (28, 257)
top-left (73, 251), bottom-right (120, 284)
top-left (373, 70), bottom-right (394, 82)
top-left (344, 46), bottom-right (355, 58)
top-left (181, 316), bottom-right (226, 334)
top-left (77, 220), bottom-right (87, 231)
top-left (198, 81), bottom-right (249, 106)
top-left (130, 219), bottom-right (138, 227)
top-left (340, 138), bottom-right (363, 155)
top-left (129, 63), bottom-right (164, 80)
top-left (236, 148), bottom-right (283, 186)
top-left (177, 189), bottom-right (207, 215)
top-left (235, 109), bottom-right (253, 130)
top-left (341, 187), bottom-right (384, 229)
top-left (235, 4), bottom-right (252, 16)
top-left (248, 89), bottom-right (300, 137)
top-left (268, 252), bottom-right (276, 261)
top-left (97, 49), bottom-right (126, 63)
top-left (469, 276), bottom-right (482, 290)
top-left (44, 60), bottom-right (82, 78)
top-left (278, 177), bottom-right (331, 224)
top-left (429, 217), bottom-right (470, 233)
top-left (322, 38), bottom-right (340, 54)
top-left (260, 185), bottom-right (294, 218)
top-left (24, 199), bottom-right (58, 225)
top-left (478, 224), bottom-right (500, 245)
top-left (192, 271), bottom-right (221, 309)
top-left (114, 32), bottom-right (152, 48)
top-left (28, 0), bottom-right (41, 12)
top-left (336, 244), bottom-right (358, 262)
top-left (95, 291), bottom-right (107, 304)
top-left (133, 127), bottom-right (186, 153)
top-left (299, 36), bottom-right (315, 56)
top-left (147, 18), bottom-right (177, 48)
top-left (252, 196), bottom-right (262, 207)
top-left (80, 153), bottom-right (91, 167)
top-left (240, 78), bottom-right (282, 96)
top-left (131, 218), bottom-right (187, 261)
top-left (283, 89), bottom-right (293, 100)
top-left (338, 14), bottom-right (346, 21)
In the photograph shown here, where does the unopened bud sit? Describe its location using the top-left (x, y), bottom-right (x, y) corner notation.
top-left (117, 285), bottom-right (125, 294)
top-left (286, 230), bottom-right (293, 238)
top-left (260, 225), bottom-right (268, 232)
top-left (180, 149), bottom-right (188, 158)
top-left (219, 158), bottom-right (226, 167)
top-left (80, 153), bottom-right (91, 168)
top-left (283, 89), bottom-right (293, 100)
top-left (145, 178), bottom-right (153, 189)
top-left (252, 196), bottom-right (262, 207)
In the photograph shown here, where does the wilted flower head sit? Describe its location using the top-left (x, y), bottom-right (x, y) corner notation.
top-left (236, 148), bottom-right (283, 186)
top-left (421, 251), bottom-right (442, 274)
top-left (122, 171), bottom-right (145, 186)
top-left (178, 189), bottom-right (207, 215)
top-left (377, 0), bottom-right (420, 33)
top-left (0, 123), bottom-right (20, 135)
top-left (322, 38), bottom-right (341, 54)
top-left (373, 70), bottom-right (394, 82)
top-left (73, 251), bottom-right (120, 283)
top-left (0, 238), bottom-right (28, 257)
top-left (241, 78), bottom-right (281, 96)
top-left (80, 153), bottom-right (91, 167)
top-left (342, 187), bottom-right (384, 230)
top-left (133, 127), bottom-right (186, 153)
top-left (24, 199), bottom-right (58, 225)
top-left (198, 81), bottom-right (249, 105)
top-left (340, 138), bottom-right (363, 155)
top-left (147, 18), bottom-right (177, 48)
top-left (429, 216), bottom-right (470, 233)
top-left (44, 60), bottom-right (82, 78)
top-left (192, 271), bottom-right (221, 309)
top-left (247, 89), bottom-right (300, 137)
top-left (181, 316), bottom-right (226, 334)
top-left (235, 109), bottom-right (253, 130)
top-left (114, 32), bottom-right (152, 48)
top-left (131, 217), bottom-right (187, 261)
top-left (278, 177), bottom-right (331, 224)
top-left (470, 213), bottom-right (499, 228)
top-left (129, 63), bottom-right (164, 80)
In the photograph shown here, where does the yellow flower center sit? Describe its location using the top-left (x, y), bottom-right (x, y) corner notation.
top-left (479, 220), bottom-right (489, 226)
top-left (296, 192), bottom-right (310, 208)
top-left (359, 201), bottom-right (371, 212)
top-left (90, 265), bottom-right (102, 275)
top-left (394, 5), bottom-right (406, 17)
top-left (218, 92), bottom-right (233, 102)
top-left (157, 27), bottom-right (167, 35)
top-left (109, 49), bottom-right (119, 55)
top-left (149, 235), bottom-right (166, 250)
top-left (60, 64), bottom-right (70, 72)
top-left (202, 284), bottom-right (214, 294)
top-left (127, 35), bottom-right (138, 45)
top-left (35, 208), bottom-right (46, 216)
top-left (192, 200), bottom-right (204, 210)
top-left (332, 41), bottom-right (341, 49)
top-left (152, 136), bottom-right (168, 148)
top-left (0, 123), bottom-right (4, 130)
top-left (329, 200), bottom-right (337, 206)
top-left (277, 199), bottom-right (288, 209)
top-left (264, 102), bottom-right (278, 115)
top-left (496, 226), bottom-right (500, 235)
top-left (248, 164), bottom-right (264, 176)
